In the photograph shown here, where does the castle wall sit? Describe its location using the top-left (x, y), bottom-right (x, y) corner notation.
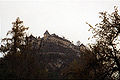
top-left (48, 36), bottom-right (71, 46)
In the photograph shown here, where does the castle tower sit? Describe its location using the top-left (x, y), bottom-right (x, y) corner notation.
top-left (44, 30), bottom-right (50, 39)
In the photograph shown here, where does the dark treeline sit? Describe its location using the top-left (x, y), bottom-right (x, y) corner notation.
top-left (0, 6), bottom-right (120, 79)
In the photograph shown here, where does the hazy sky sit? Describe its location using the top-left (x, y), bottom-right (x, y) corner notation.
top-left (0, 0), bottom-right (120, 45)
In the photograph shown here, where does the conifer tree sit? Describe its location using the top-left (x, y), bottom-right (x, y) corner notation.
top-left (0, 17), bottom-right (28, 56)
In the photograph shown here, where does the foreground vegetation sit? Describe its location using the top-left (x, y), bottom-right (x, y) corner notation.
top-left (0, 6), bottom-right (120, 79)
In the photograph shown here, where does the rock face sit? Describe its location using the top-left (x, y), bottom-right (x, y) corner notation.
top-left (26, 31), bottom-right (86, 78)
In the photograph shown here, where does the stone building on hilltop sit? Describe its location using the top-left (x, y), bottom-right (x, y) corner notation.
top-left (44, 30), bottom-right (50, 39)
top-left (27, 30), bottom-right (86, 52)
top-left (43, 30), bottom-right (73, 48)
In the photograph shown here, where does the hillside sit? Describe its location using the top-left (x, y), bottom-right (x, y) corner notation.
top-left (23, 32), bottom-right (86, 79)
top-left (0, 29), bottom-right (89, 79)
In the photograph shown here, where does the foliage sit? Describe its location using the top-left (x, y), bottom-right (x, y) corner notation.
top-left (87, 6), bottom-right (120, 80)
top-left (0, 17), bottom-right (48, 79)
top-left (1, 6), bottom-right (119, 79)
top-left (61, 47), bottom-right (96, 79)
top-left (0, 17), bottom-right (28, 56)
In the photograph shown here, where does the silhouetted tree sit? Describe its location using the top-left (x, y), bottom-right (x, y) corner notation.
top-left (87, 6), bottom-right (120, 80)
top-left (0, 18), bottom-right (48, 79)
top-left (0, 17), bottom-right (28, 56)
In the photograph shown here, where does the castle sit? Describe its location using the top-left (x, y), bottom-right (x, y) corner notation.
top-left (27, 30), bottom-right (86, 52)
top-left (43, 30), bottom-right (73, 47)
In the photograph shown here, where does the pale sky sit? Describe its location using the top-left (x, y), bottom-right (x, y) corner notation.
top-left (0, 0), bottom-right (120, 46)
